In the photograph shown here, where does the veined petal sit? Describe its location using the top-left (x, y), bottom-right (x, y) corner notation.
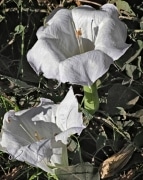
top-left (59, 50), bottom-right (113, 86)
top-left (27, 39), bottom-right (66, 81)
top-left (95, 17), bottom-right (131, 60)
top-left (72, 6), bottom-right (105, 39)
top-left (0, 109), bottom-right (62, 172)
top-left (56, 87), bottom-right (84, 131)
top-left (27, 4), bottom-right (130, 86)
top-left (0, 110), bottom-right (61, 148)
top-left (1, 129), bottom-right (63, 173)
top-left (71, 4), bottom-right (118, 41)
top-left (0, 89), bottom-right (84, 172)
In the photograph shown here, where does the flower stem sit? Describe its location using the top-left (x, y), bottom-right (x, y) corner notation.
top-left (83, 81), bottom-right (99, 115)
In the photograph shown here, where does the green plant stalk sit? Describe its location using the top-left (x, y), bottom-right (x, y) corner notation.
top-left (83, 81), bottom-right (99, 115)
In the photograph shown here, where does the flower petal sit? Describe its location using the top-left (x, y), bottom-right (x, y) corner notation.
top-left (101, 3), bottom-right (119, 17)
top-left (27, 9), bottom-right (81, 80)
top-left (59, 50), bottom-right (113, 86)
top-left (0, 109), bottom-right (61, 172)
top-left (72, 4), bottom-right (131, 61)
top-left (55, 127), bottom-right (84, 144)
top-left (0, 88), bottom-right (84, 172)
top-left (56, 87), bottom-right (84, 131)
top-left (27, 39), bottom-right (66, 80)
top-left (71, 4), bottom-right (118, 41)
top-left (95, 17), bottom-right (131, 60)
top-left (1, 128), bottom-right (63, 173)
top-left (27, 5), bottom-right (130, 86)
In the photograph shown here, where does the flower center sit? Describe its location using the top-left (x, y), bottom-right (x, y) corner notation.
top-left (72, 22), bottom-right (84, 54)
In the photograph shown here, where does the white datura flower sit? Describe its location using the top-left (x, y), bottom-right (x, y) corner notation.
top-left (0, 88), bottom-right (85, 173)
top-left (27, 3), bottom-right (131, 86)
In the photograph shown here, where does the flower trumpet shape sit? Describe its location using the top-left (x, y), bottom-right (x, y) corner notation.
top-left (0, 88), bottom-right (84, 173)
top-left (27, 4), bottom-right (131, 86)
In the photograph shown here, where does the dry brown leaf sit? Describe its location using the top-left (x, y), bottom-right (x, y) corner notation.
top-left (120, 168), bottom-right (135, 180)
top-left (100, 144), bottom-right (135, 179)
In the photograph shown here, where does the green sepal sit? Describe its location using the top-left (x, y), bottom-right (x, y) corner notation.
top-left (83, 82), bottom-right (99, 115)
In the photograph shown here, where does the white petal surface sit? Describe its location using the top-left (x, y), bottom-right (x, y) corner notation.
top-left (59, 50), bottom-right (113, 86)
top-left (0, 109), bottom-right (62, 172)
top-left (27, 39), bottom-right (66, 80)
top-left (55, 127), bottom-right (84, 144)
top-left (72, 4), bottom-right (130, 61)
top-left (95, 17), bottom-right (131, 60)
top-left (56, 87), bottom-right (84, 131)
top-left (27, 4), bottom-right (131, 86)
top-left (72, 5), bottom-right (109, 41)
top-left (0, 88), bottom-right (84, 172)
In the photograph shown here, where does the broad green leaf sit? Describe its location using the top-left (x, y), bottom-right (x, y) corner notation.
top-left (83, 82), bottom-right (99, 115)
top-left (116, 40), bottom-right (143, 69)
top-left (96, 131), bottom-right (107, 151)
top-left (106, 84), bottom-right (139, 115)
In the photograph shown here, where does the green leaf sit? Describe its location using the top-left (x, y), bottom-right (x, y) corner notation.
top-left (116, 40), bottom-right (143, 69)
top-left (108, 0), bottom-right (135, 16)
top-left (56, 163), bottom-right (98, 180)
top-left (125, 64), bottom-right (137, 78)
top-left (83, 82), bottom-right (99, 115)
top-left (13, 0), bottom-right (23, 7)
top-left (116, 0), bottom-right (136, 16)
top-left (96, 131), bottom-right (107, 151)
top-left (106, 84), bottom-right (139, 115)
top-left (15, 25), bottom-right (25, 35)
top-left (134, 130), bottom-right (143, 148)
top-left (0, 15), bottom-right (5, 22)
top-left (29, 172), bottom-right (42, 180)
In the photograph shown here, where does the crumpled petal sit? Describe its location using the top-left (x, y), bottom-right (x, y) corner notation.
top-left (59, 50), bottom-right (113, 86)
top-left (0, 88), bottom-right (84, 173)
top-left (0, 110), bottom-right (62, 172)
top-left (27, 4), bottom-right (131, 86)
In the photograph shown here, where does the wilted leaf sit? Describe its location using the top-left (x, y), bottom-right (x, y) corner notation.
top-left (56, 163), bottom-right (98, 180)
top-left (0, 75), bottom-right (34, 89)
top-left (100, 144), bottom-right (135, 179)
top-left (106, 84), bottom-right (139, 115)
